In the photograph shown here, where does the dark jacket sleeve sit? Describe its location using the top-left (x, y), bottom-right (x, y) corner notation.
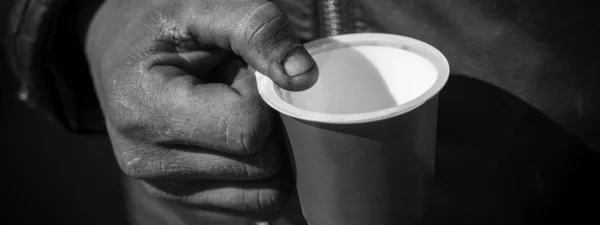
top-left (2, 0), bottom-right (106, 133)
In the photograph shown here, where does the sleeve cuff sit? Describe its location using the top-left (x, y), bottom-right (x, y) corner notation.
top-left (4, 0), bottom-right (106, 134)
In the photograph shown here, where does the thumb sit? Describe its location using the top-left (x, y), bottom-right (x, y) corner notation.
top-left (188, 1), bottom-right (318, 91)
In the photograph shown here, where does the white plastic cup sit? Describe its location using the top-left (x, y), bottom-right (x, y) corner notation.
top-left (256, 33), bottom-right (450, 225)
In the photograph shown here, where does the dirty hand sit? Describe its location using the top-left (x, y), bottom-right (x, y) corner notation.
top-left (84, 0), bottom-right (318, 215)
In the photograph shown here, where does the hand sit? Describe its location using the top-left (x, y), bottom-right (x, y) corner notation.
top-left (84, 0), bottom-right (318, 216)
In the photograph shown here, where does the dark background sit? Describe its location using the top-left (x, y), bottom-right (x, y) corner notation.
top-left (2, 63), bottom-right (600, 224)
top-left (1, 65), bottom-right (128, 224)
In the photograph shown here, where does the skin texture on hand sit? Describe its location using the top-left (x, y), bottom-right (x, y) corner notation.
top-left (84, 0), bottom-right (318, 216)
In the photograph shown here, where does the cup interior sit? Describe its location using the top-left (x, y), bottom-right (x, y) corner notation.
top-left (256, 33), bottom-right (449, 124)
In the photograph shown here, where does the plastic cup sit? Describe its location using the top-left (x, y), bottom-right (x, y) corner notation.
top-left (255, 33), bottom-right (450, 225)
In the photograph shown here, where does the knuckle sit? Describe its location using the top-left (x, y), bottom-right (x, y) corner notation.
top-left (225, 103), bottom-right (273, 154)
top-left (103, 64), bottom-right (162, 140)
top-left (233, 139), bottom-right (282, 179)
top-left (242, 2), bottom-right (290, 47)
top-left (115, 145), bottom-right (159, 179)
top-left (119, 157), bottom-right (146, 179)
top-left (246, 156), bottom-right (281, 180)
top-left (105, 93), bottom-right (151, 138)
top-left (241, 187), bottom-right (282, 213)
top-left (242, 161), bottom-right (269, 179)
top-left (257, 189), bottom-right (280, 212)
top-left (106, 97), bottom-right (164, 143)
top-left (119, 155), bottom-right (147, 179)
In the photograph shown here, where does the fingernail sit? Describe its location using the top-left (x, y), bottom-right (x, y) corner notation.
top-left (283, 47), bottom-right (315, 77)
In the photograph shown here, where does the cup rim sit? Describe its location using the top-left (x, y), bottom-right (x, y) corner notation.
top-left (255, 33), bottom-right (450, 124)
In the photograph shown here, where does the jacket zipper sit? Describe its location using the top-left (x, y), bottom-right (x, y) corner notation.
top-left (318, 0), bottom-right (372, 37)
top-left (318, 0), bottom-right (352, 37)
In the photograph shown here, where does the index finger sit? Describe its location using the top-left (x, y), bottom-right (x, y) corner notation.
top-left (184, 0), bottom-right (319, 91)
